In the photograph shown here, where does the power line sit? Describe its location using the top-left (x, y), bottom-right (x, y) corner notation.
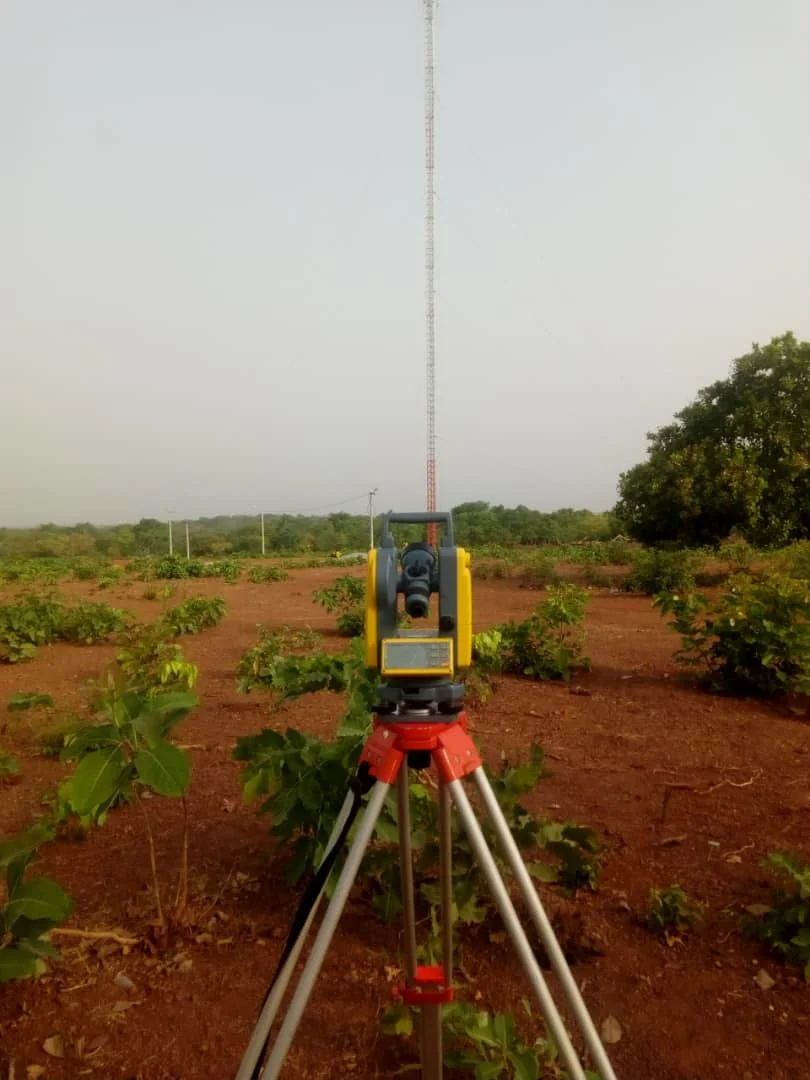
top-left (267, 492), bottom-right (372, 516)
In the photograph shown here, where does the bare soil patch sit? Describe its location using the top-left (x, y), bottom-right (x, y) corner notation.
top-left (1, 571), bottom-right (808, 1078)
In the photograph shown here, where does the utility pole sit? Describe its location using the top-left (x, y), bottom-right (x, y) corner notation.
top-left (252, 504), bottom-right (267, 557)
top-left (185, 522), bottom-right (190, 560)
top-left (168, 518), bottom-right (174, 555)
top-left (368, 488), bottom-right (378, 549)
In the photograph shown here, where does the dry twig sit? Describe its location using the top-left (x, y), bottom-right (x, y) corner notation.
top-left (659, 770), bottom-right (763, 825)
top-left (50, 928), bottom-right (139, 946)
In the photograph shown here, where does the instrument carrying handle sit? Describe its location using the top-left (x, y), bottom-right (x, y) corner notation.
top-left (381, 511), bottom-right (454, 544)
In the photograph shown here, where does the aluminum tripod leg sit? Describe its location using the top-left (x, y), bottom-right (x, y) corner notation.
top-left (235, 789), bottom-right (359, 1080)
top-left (258, 780), bottom-right (391, 1080)
top-left (447, 777), bottom-right (589, 1080)
top-left (473, 767), bottom-right (618, 1080)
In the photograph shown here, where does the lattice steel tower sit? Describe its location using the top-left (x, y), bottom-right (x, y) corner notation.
top-left (424, 0), bottom-right (437, 531)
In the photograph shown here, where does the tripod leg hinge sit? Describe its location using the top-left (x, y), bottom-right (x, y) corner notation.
top-left (394, 965), bottom-right (454, 1006)
top-left (360, 717), bottom-right (482, 785)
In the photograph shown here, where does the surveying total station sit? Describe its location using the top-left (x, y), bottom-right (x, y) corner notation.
top-left (366, 510), bottom-right (471, 709)
top-left (236, 512), bottom-right (618, 1080)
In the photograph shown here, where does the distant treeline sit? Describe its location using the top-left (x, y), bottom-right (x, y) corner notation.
top-left (0, 504), bottom-right (615, 559)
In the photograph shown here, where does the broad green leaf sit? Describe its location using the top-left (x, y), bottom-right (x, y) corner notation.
top-left (474, 1060), bottom-right (505, 1080)
top-left (142, 692), bottom-right (199, 716)
top-left (60, 724), bottom-right (121, 760)
top-left (7, 855), bottom-right (30, 897)
top-left (5, 877), bottom-right (73, 929)
top-left (372, 886), bottom-right (402, 923)
top-left (492, 1011), bottom-right (513, 1047)
top-left (0, 946), bottom-right (45, 982)
top-left (508, 1048), bottom-right (540, 1080)
top-left (373, 816), bottom-right (400, 844)
top-left (380, 1003), bottom-right (413, 1037)
top-left (17, 936), bottom-right (60, 960)
top-left (134, 742), bottom-right (189, 796)
top-left (10, 916), bottom-right (61, 943)
top-left (0, 823), bottom-right (54, 869)
top-left (243, 770), bottom-right (270, 804)
top-left (131, 711), bottom-right (168, 745)
top-left (509, 764), bottom-right (541, 793)
top-left (67, 747), bottom-right (126, 815)
top-left (526, 861), bottom-right (558, 883)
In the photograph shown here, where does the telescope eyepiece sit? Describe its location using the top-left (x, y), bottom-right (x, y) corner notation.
top-left (400, 542), bottom-right (436, 619)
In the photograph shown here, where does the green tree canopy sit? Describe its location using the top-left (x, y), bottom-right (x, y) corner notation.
top-left (615, 333), bottom-right (810, 546)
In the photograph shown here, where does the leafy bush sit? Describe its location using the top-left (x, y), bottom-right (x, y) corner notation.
top-left (624, 548), bottom-right (697, 595)
top-left (241, 650), bottom-right (349, 703)
top-left (36, 717), bottom-right (87, 759)
top-left (337, 610), bottom-right (365, 636)
top-left (96, 566), bottom-right (125, 590)
top-left (201, 558), bottom-right (242, 582)
top-left (584, 567), bottom-right (612, 588)
top-left (0, 824), bottom-right (73, 982)
top-left (71, 558), bottom-right (100, 582)
top-left (646, 885), bottom-right (702, 937)
top-left (564, 543), bottom-right (607, 567)
top-left (58, 601), bottom-right (132, 644)
top-left (0, 750), bottom-right (20, 778)
top-left (155, 554), bottom-right (193, 579)
top-left (0, 559), bottom-right (62, 585)
top-left (0, 595), bottom-right (132, 662)
top-left (236, 626), bottom-right (329, 696)
top-left (472, 544), bottom-right (514, 560)
top-left (745, 852), bottom-right (810, 980)
top-left (656, 574), bottom-right (810, 695)
top-left (237, 685), bottom-right (599, 931)
top-left (472, 629), bottom-right (506, 671)
top-left (313, 576), bottom-right (365, 636)
top-left (718, 537), bottom-right (755, 571)
top-left (0, 595), bottom-right (63, 659)
top-left (472, 559), bottom-right (512, 581)
top-left (248, 565), bottom-right (289, 584)
top-left (477, 586), bottom-right (590, 681)
top-left (534, 820), bottom-right (601, 892)
top-left (7, 692), bottom-right (54, 713)
top-left (781, 541), bottom-right (810, 581)
top-left (234, 640), bottom-right (378, 880)
top-left (161, 596), bottom-right (226, 636)
top-left (381, 999), bottom-right (601, 1080)
top-left (117, 625), bottom-right (199, 694)
top-left (58, 684), bottom-right (195, 824)
top-left (56, 680), bottom-right (197, 926)
top-left (518, 554), bottom-right (559, 590)
top-left (603, 539), bottom-right (637, 566)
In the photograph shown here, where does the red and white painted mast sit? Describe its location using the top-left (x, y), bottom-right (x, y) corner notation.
top-left (424, 0), bottom-right (437, 543)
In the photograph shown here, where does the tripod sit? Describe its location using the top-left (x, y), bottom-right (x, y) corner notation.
top-left (236, 708), bottom-right (618, 1080)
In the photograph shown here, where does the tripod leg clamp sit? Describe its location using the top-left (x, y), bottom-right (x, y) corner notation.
top-left (395, 965), bottom-right (454, 1006)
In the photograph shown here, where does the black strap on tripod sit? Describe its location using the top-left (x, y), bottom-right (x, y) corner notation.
top-left (247, 762), bottom-right (376, 1080)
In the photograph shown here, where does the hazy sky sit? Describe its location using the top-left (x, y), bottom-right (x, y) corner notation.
top-left (2, 1), bottom-right (808, 527)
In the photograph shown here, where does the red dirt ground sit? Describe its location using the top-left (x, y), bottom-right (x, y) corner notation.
top-left (1, 569), bottom-right (808, 1079)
